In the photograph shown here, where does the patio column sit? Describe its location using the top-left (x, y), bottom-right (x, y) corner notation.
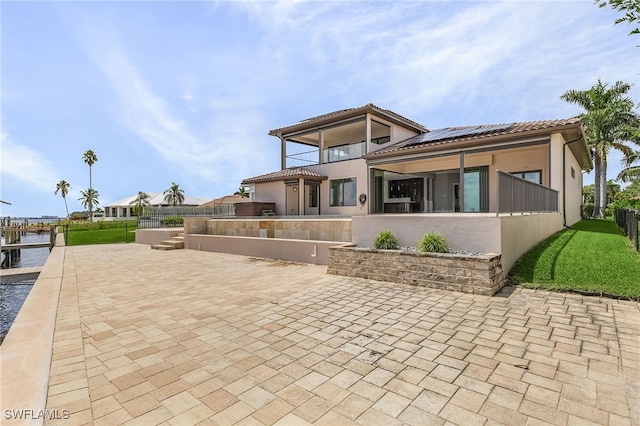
top-left (280, 137), bottom-right (286, 170)
top-left (459, 152), bottom-right (465, 212)
top-left (319, 130), bottom-right (324, 165)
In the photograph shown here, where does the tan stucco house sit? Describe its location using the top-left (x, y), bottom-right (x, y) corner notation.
top-left (243, 103), bottom-right (591, 225)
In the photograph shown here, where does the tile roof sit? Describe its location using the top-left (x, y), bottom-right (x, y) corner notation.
top-left (268, 103), bottom-right (427, 137)
top-left (241, 167), bottom-right (328, 184)
top-left (365, 117), bottom-right (583, 158)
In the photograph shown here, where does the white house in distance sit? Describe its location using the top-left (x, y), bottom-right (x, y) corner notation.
top-left (103, 193), bottom-right (211, 219)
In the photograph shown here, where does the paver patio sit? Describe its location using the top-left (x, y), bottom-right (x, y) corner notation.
top-left (41, 244), bottom-right (639, 425)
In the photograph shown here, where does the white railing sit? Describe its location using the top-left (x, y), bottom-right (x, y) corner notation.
top-left (496, 169), bottom-right (558, 215)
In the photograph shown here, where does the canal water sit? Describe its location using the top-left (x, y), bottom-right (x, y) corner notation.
top-left (1, 232), bottom-right (51, 344)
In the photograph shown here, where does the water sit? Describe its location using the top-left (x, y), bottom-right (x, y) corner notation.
top-left (1, 232), bottom-right (51, 344)
top-left (0, 279), bottom-right (36, 344)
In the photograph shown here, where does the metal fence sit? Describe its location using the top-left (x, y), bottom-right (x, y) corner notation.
top-left (137, 205), bottom-right (236, 229)
top-left (496, 169), bottom-right (559, 215)
top-left (615, 208), bottom-right (639, 251)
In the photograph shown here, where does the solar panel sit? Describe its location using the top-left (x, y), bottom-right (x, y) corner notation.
top-left (402, 123), bottom-right (514, 147)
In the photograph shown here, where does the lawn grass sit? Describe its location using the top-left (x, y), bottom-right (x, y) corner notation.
top-left (65, 221), bottom-right (137, 246)
top-left (509, 219), bottom-right (640, 299)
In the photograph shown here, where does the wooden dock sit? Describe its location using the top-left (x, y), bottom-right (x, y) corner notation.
top-left (1, 242), bottom-right (51, 252)
top-left (0, 266), bottom-right (42, 284)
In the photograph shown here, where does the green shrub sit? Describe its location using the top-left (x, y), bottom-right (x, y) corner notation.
top-left (417, 232), bottom-right (448, 253)
top-left (373, 230), bottom-right (399, 250)
top-left (160, 216), bottom-right (184, 226)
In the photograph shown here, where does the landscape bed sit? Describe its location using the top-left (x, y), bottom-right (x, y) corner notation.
top-left (327, 244), bottom-right (505, 296)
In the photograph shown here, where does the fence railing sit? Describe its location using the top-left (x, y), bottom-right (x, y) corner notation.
top-left (137, 205), bottom-right (236, 229)
top-left (496, 170), bottom-right (558, 215)
top-left (615, 208), bottom-right (639, 251)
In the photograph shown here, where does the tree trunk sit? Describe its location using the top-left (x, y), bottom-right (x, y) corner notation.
top-left (598, 157), bottom-right (607, 218)
top-left (89, 166), bottom-right (93, 223)
top-left (593, 153), bottom-right (601, 218)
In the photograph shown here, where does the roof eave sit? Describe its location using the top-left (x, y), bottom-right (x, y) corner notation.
top-left (268, 104), bottom-right (427, 138)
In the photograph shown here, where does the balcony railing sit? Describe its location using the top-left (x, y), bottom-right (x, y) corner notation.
top-left (285, 142), bottom-right (366, 168)
top-left (496, 169), bottom-right (558, 215)
top-left (323, 142), bottom-right (366, 163)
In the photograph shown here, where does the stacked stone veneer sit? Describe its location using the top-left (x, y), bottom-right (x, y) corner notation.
top-left (327, 245), bottom-right (505, 296)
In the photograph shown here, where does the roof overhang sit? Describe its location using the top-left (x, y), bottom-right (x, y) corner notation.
top-left (242, 167), bottom-right (328, 185)
top-left (364, 119), bottom-right (592, 171)
top-left (268, 103), bottom-right (427, 138)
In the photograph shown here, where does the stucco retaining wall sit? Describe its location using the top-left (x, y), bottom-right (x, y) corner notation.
top-left (135, 228), bottom-right (183, 245)
top-left (186, 234), bottom-right (346, 265)
top-left (327, 245), bottom-right (505, 296)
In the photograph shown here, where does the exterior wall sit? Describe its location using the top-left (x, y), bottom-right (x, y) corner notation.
top-left (352, 212), bottom-right (564, 274)
top-left (252, 181), bottom-right (287, 215)
top-left (194, 217), bottom-right (352, 242)
top-left (352, 214), bottom-right (502, 254)
top-left (551, 133), bottom-right (583, 226)
top-left (185, 234), bottom-right (342, 265)
top-left (499, 212), bottom-right (564, 273)
top-left (135, 228), bottom-right (183, 245)
top-left (307, 160), bottom-right (369, 216)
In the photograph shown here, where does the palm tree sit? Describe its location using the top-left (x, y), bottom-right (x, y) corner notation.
top-left (82, 150), bottom-right (98, 222)
top-left (561, 79), bottom-right (640, 218)
top-left (234, 186), bottom-right (249, 198)
top-left (55, 180), bottom-right (71, 221)
top-left (618, 151), bottom-right (640, 182)
top-left (78, 188), bottom-right (100, 219)
top-left (130, 191), bottom-right (151, 217)
top-left (163, 182), bottom-right (185, 207)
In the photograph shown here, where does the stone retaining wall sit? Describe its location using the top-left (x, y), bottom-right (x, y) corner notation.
top-left (327, 245), bottom-right (505, 296)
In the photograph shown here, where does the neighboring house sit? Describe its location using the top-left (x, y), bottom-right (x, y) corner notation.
top-left (104, 193), bottom-right (211, 219)
top-left (242, 103), bottom-right (591, 226)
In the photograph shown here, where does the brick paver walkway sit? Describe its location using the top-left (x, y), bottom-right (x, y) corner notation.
top-left (45, 244), bottom-right (639, 425)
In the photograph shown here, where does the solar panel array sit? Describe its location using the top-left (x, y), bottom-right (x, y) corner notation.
top-left (404, 123), bottom-right (514, 147)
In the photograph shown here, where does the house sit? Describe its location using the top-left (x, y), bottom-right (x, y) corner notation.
top-left (243, 103), bottom-right (590, 223)
top-left (104, 192), bottom-right (211, 219)
top-left (239, 103), bottom-right (592, 273)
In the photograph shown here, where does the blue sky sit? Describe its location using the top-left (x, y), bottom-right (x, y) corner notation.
top-left (1, 0), bottom-right (638, 218)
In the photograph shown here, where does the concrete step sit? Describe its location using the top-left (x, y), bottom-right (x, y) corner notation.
top-left (151, 244), bottom-right (175, 251)
top-left (151, 235), bottom-right (185, 250)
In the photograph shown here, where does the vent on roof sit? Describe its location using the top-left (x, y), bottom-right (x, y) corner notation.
top-left (405, 123), bottom-right (514, 146)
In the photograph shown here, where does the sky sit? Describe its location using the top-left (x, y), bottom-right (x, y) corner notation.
top-left (1, 0), bottom-right (638, 218)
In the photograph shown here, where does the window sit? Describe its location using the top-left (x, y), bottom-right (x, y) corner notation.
top-left (571, 167), bottom-right (575, 179)
top-left (330, 178), bottom-right (357, 206)
top-left (371, 120), bottom-right (391, 145)
top-left (511, 170), bottom-right (542, 184)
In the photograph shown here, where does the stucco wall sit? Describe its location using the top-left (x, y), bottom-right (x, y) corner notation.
top-left (499, 212), bottom-right (564, 273)
top-left (254, 181), bottom-right (287, 215)
top-left (307, 160), bottom-right (369, 216)
top-left (551, 133), bottom-right (583, 226)
top-left (135, 228), bottom-right (183, 245)
top-left (185, 234), bottom-right (343, 265)
top-left (352, 214), bottom-right (502, 254)
top-left (352, 212), bottom-right (564, 274)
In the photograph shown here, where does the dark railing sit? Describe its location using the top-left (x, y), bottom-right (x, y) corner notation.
top-left (496, 170), bottom-right (558, 215)
top-left (615, 208), bottom-right (639, 251)
top-left (137, 205), bottom-right (236, 229)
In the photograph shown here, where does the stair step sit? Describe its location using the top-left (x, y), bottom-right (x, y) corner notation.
top-left (151, 234), bottom-right (185, 250)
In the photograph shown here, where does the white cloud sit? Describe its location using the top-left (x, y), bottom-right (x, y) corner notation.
top-left (0, 129), bottom-right (58, 192)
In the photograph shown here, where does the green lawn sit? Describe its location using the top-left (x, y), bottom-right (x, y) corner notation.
top-left (64, 221), bottom-right (137, 246)
top-left (509, 219), bottom-right (640, 299)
